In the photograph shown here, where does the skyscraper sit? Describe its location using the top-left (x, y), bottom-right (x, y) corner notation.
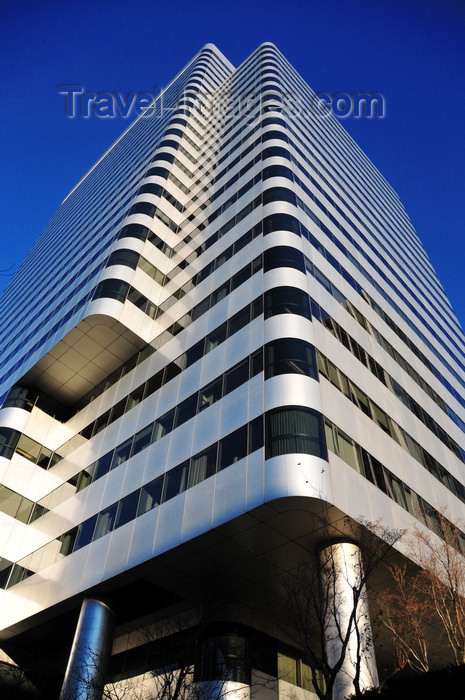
top-left (0, 42), bottom-right (464, 699)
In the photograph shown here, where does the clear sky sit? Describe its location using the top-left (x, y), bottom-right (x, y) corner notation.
top-left (1, 0), bottom-right (464, 331)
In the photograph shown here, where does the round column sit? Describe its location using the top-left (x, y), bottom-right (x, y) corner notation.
top-left (59, 598), bottom-right (116, 700)
top-left (319, 541), bottom-right (378, 699)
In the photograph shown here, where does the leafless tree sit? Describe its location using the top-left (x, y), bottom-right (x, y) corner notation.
top-left (280, 515), bottom-right (404, 700)
top-left (410, 515), bottom-right (465, 667)
top-left (374, 510), bottom-right (465, 675)
top-left (373, 562), bottom-right (432, 673)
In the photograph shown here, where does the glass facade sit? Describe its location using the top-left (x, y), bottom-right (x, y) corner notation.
top-left (0, 42), bottom-right (464, 694)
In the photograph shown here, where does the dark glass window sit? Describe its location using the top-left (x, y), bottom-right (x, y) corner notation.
top-left (0, 428), bottom-right (20, 460)
top-left (138, 477), bottom-right (163, 515)
top-left (76, 469), bottom-right (94, 491)
top-left (94, 451), bottom-right (114, 479)
top-left (197, 633), bottom-right (250, 684)
top-left (211, 282), bottom-right (230, 306)
top-left (163, 363), bottom-right (182, 383)
top-left (265, 338), bottom-right (317, 379)
top-left (109, 398), bottom-right (127, 424)
top-left (219, 426), bottom-right (248, 469)
top-left (74, 515), bottom-right (98, 551)
top-left (129, 202), bottom-right (157, 218)
top-left (3, 386), bottom-right (36, 412)
top-left (263, 246), bottom-right (305, 274)
top-left (262, 164), bottom-right (293, 180)
top-left (250, 349), bottom-right (263, 377)
top-left (119, 224), bottom-right (149, 241)
top-left (94, 504), bottom-right (118, 540)
top-left (145, 371), bottom-right (164, 397)
top-left (158, 139), bottom-right (180, 150)
top-left (262, 146), bottom-right (291, 161)
top-left (234, 229), bottom-right (252, 253)
top-left (133, 424), bottom-right (153, 454)
top-left (264, 287), bottom-right (311, 320)
top-left (126, 385), bottom-right (145, 411)
top-left (225, 359), bottom-right (249, 394)
top-left (231, 266), bottom-right (250, 291)
top-left (93, 410), bottom-right (111, 435)
top-left (228, 307), bottom-right (250, 336)
top-left (262, 187), bottom-right (297, 206)
top-left (216, 247), bottom-right (233, 267)
top-left (107, 249), bottom-right (139, 270)
top-left (263, 212), bottom-right (300, 236)
top-left (249, 415), bottom-right (264, 453)
top-left (145, 167), bottom-right (169, 179)
top-left (59, 528), bottom-right (77, 556)
top-left (189, 445), bottom-right (217, 486)
top-left (175, 395), bottom-right (198, 428)
top-left (163, 461), bottom-right (189, 501)
top-left (191, 297), bottom-right (210, 322)
top-left (153, 409), bottom-right (175, 442)
top-left (127, 288), bottom-right (147, 312)
top-left (115, 491), bottom-right (140, 529)
top-left (15, 496), bottom-right (33, 523)
top-left (252, 297), bottom-right (263, 319)
top-left (138, 183), bottom-right (164, 197)
top-left (205, 323), bottom-right (227, 354)
top-left (185, 339), bottom-right (205, 367)
top-left (198, 378), bottom-right (222, 411)
top-left (111, 437), bottom-right (133, 469)
top-left (93, 279), bottom-right (129, 303)
top-left (265, 407), bottom-right (327, 459)
top-left (197, 260), bottom-right (215, 283)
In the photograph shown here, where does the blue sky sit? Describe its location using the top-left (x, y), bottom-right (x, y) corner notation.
top-left (1, 0), bottom-right (464, 331)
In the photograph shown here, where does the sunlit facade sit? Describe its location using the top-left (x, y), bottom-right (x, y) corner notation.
top-left (0, 43), bottom-right (464, 699)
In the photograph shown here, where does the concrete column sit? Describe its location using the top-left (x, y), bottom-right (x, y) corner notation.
top-left (319, 542), bottom-right (378, 699)
top-left (59, 598), bottom-right (116, 700)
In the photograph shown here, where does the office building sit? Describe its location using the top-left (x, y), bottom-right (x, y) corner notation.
top-left (0, 43), bottom-right (464, 699)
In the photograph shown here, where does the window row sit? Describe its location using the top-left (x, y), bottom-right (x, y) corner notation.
top-left (3, 406), bottom-right (327, 589)
top-left (155, 222), bottom-right (265, 316)
top-left (325, 419), bottom-right (465, 553)
top-left (286, 127), bottom-right (465, 386)
top-left (0, 427), bottom-right (58, 467)
top-left (78, 241), bottom-right (315, 408)
top-left (312, 298), bottom-right (465, 462)
top-left (0, 209), bottom-right (128, 387)
top-left (1, 384), bottom-right (69, 420)
top-left (77, 289), bottom-right (261, 411)
top-left (191, 112), bottom-right (465, 401)
top-left (282, 96), bottom-right (465, 360)
top-left (317, 352), bottom-right (465, 504)
top-left (34, 338), bottom-right (317, 518)
top-left (110, 221), bottom-right (463, 469)
top-left (0, 483), bottom-right (34, 524)
top-left (128, 200), bottom-right (179, 233)
top-left (277, 207), bottom-right (465, 419)
top-left (94, 245), bottom-right (263, 326)
top-left (118, 222), bottom-right (176, 258)
top-left (81, 335), bottom-right (316, 443)
top-left (199, 108), bottom-right (464, 388)
top-left (7, 297), bottom-right (263, 476)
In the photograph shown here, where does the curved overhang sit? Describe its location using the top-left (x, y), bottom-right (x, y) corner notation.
top-left (20, 315), bottom-right (146, 407)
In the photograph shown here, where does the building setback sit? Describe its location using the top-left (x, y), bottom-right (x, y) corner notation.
top-left (0, 43), bottom-right (464, 699)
